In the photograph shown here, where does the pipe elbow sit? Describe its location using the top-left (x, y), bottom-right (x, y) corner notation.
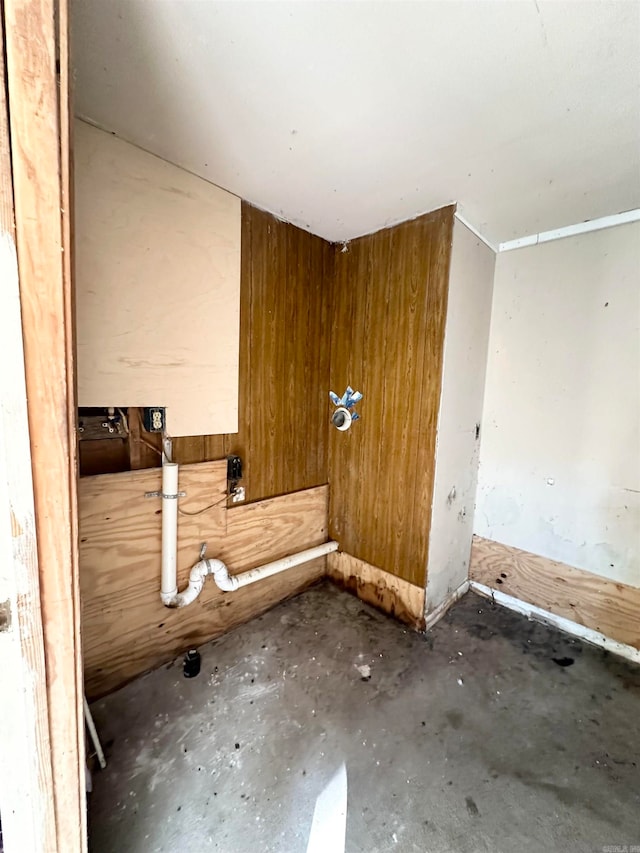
top-left (190, 559), bottom-right (210, 584)
top-left (207, 558), bottom-right (239, 592)
top-left (161, 557), bottom-right (238, 607)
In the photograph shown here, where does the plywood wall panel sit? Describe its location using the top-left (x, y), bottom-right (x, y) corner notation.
top-left (470, 536), bottom-right (640, 649)
top-left (75, 120), bottom-right (241, 437)
top-left (329, 206), bottom-right (454, 587)
top-left (174, 204), bottom-right (331, 504)
top-left (222, 486), bottom-right (328, 566)
top-left (80, 462), bottom-right (329, 697)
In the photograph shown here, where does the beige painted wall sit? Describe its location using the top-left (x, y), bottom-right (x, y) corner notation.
top-left (425, 219), bottom-right (495, 611)
top-left (475, 222), bottom-right (640, 587)
top-left (75, 120), bottom-right (241, 437)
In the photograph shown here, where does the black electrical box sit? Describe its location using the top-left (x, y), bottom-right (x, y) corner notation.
top-left (142, 407), bottom-right (166, 433)
top-left (227, 455), bottom-right (243, 481)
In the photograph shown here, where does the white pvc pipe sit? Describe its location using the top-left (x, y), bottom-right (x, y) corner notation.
top-left (160, 461), bottom-right (179, 604)
top-left (83, 696), bottom-right (106, 770)
top-left (221, 541), bottom-right (339, 590)
top-left (162, 537), bottom-right (338, 608)
top-left (169, 558), bottom-right (228, 607)
top-left (159, 459), bottom-right (339, 608)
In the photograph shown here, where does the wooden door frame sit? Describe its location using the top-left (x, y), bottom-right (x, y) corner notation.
top-left (0, 0), bottom-right (85, 851)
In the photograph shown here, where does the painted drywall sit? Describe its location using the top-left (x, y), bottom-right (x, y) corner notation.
top-left (75, 120), bottom-right (241, 437)
top-left (425, 220), bottom-right (495, 611)
top-left (71, 1), bottom-right (640, 245)
top-left (475, 222), bottom-right (640, 587)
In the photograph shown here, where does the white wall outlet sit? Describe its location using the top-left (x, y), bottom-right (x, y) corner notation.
top-left (231, 486), bottom-right (245, 503)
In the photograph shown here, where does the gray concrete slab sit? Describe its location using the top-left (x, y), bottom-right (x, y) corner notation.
top-left (88, 583), bottom-right (640, 853)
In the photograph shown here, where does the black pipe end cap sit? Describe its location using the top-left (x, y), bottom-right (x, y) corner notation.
top-left (183, 649), bottom-right (201, 678)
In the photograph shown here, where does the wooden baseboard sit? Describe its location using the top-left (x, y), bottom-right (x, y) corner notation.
top-left (327, 551), bottom-right (425, 630)
top-left (80, 464), bottom-right (329, 698)
top-left (424, 581), bottom-right (469, 631)
top-left (470, 535), bottom-right (640, 652)
top-left (470, 581), bottom-right (640, 664)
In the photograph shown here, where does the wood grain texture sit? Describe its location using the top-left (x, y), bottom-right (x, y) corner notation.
top-left (79, 436), bottom-right (129, 476)
top-left (329, 206), bottom-right (455, 586)
top-left (470, 536), bottom-right (640, 649)
top-left (58, 4), bottom-right (88, 845)
top-left (127, 407), bottom-right (163, 469)
top-left (80, 463), bottom-right (329, 697)
top-left (172, 434), bottom-right (226, 466)
top-left (4, 0), bottom-right (86, 848)
top-left (0, 14), bottom-right (57, 849)
top-left (327, 552), bottom-right (426, 630)
top-left (173, 203), bottom-right (332, 503)
top-left (78, 407), bottom-right (163, 476)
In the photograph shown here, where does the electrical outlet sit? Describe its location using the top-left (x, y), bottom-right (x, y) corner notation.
top-left (231, 486), bottom-right (245, 503)
top-left (143, 407), bottom-right (166, 433)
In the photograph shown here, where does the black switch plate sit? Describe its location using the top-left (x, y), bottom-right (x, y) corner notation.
top-left (227, 455), bottom-right (243, 481)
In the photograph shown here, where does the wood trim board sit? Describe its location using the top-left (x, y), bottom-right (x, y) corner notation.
top-left (327, 551), bottom-right (426, 630)
top-left (424, 581), bottom-right (470, 631)
top-left (470, 535), bottom-right (640, 650)
top-left (0, 12), bottom-right (57, 848)
top-left (3, 0), bottom-right (86, 849)
top-left (470, 581), bottom-right (640, 665)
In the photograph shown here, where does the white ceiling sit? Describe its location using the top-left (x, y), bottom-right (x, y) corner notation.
top-left (72, 1), bottom-right (640, 245)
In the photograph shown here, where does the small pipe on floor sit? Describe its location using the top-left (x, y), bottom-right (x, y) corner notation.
top-left (84, 696), bottom-right (106, 770)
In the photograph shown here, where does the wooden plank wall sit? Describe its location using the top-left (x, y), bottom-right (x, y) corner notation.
top-left (80, 460), bottom-right (329, 697)
top-left (173, 202), bottom-right (332, 503)
top-left (470, 536), bottom-right (640, 650)
top-left (329, 206), bottom-right (454, 587)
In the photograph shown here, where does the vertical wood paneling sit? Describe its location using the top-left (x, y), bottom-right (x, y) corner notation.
top-left (316, 237), bottom-right (334, 485)
top-left (329, 206), bottom-right (454, 587)
top-left (174, 203), bottom-right (330, 503)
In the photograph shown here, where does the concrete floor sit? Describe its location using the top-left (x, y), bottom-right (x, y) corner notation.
top-left (89, 582), bottom-right (640, 853)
